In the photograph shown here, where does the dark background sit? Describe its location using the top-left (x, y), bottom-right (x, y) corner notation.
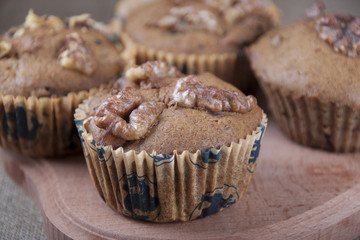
top-left (0, 0), bottom-right (360, 33)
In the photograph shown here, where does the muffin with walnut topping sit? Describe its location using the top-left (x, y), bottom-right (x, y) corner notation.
top-left (247, 4), bottom-right (360, 152)
top-left (112, 0), bottom-right (280, 90)
top-left (0, 10), bottom-right (134, 157)
top-left (74, 61), bottom-right (267, 222)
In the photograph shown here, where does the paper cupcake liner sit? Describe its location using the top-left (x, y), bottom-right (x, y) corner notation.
top-left (261, 83), bottom-right (360, 152)
top-left (0, 84), bottom-right (113, 157)
top-left (74, 102), bottom-right (268, 222)
top-left (111, 0), bottom-right (280, 91)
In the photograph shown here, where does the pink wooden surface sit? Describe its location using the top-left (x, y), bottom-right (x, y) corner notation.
top-left (2, 122), bottom-right (360, 240)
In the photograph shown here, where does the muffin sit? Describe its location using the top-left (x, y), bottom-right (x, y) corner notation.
top-left (0, 10), bottom-right (134, 157)
top-left (74, 61), bottom-right (267, 222)
top-left (247, 6), bottom-right (360, 152)
top-left (112, 0), bottom-right (280, 90)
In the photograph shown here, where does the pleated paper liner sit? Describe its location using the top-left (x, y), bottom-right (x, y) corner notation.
top-left (74, 102), bottom-right (268, 222)
top-left (0, 84), bottom-right (110, 157)
top-left (111, 0), bottom-right (281, 91)
top-left (261, 83), bottom-right (360, 152)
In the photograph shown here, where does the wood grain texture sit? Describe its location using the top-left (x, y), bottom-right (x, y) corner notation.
top-left (1, 122), bottom-right (360, 240)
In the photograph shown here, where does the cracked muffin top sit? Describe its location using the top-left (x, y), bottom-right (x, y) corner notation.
top-left (247, 8), bottom-right (360, 108)
top-left (80, 61), bottom-right (263, 154)
top-left (117, 0), bottom-right (280, 54)
top-left (0, 10), bottom-right (125, 97)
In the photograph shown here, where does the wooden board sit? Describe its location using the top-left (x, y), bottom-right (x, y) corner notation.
top-left (1, 122), bottom-right (360, 240)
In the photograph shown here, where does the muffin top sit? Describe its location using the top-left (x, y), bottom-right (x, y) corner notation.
top-left (81, 61), bottom-right (262, 154)
top-left (0, 10), bottom-right (125, 97)
top-left (118, 0), bottom-right (280, 54)
top-left (247, 10), bottom-right (360, 109)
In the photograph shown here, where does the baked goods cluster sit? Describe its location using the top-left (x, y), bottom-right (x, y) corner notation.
top-left (1, 0), bottom-right (359, 223)
top-left (113, 0), bottom-right (280, 89)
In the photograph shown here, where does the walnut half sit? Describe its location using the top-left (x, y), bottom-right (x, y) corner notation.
top-left (161, 75), bottom-right (257, 113)
top-left (95, 87), bottom-right (165, 141)
top-left (58, 32), bottom-right (96, 75)
top-left (316, 14), bottom-right (360, 57)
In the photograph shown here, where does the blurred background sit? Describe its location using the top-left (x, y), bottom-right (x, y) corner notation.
top-left (0, 0), bottom-right (360, 239)
top-left (1, 0), bottom-right (360, 33)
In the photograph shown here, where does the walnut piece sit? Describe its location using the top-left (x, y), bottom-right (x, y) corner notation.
top-left (150, 6), bottom-right (224, 35)
top-left (316, 14), bottom-right (360, 57)
top-left (95, 87), bottom-right (165, 141)
top-left (24, 9), bottom-right (65, 31)
top-left (58, 32), bottom-right (96, 75)
top-left (299, 1), bottom-right (326, 21)
top-left (0, 40), bottom-right (12, 58)
top-left (68, 14), bottom-right (91, 28)
top-left (67, 13), bottom-right (109, 35)
top-left (205, 0), bottom-right (264, 25)
top-left (161, 75), bottom-right (257, 113)
top-left (113, 77), bottom-right (139, 89)
top-left (13, 28), bottom-right (25, 38)
top-left (125, 61), bottom-right (182, 87)
top-left (125, 66), bottom-right (147, 82)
